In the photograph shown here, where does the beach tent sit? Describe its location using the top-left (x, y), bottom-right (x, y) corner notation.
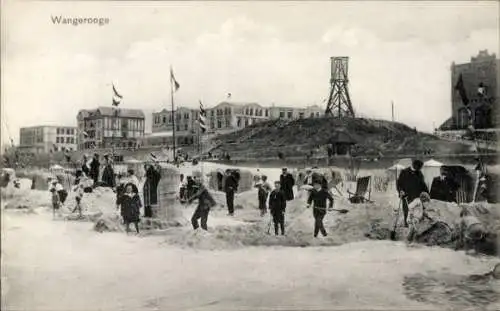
top-left (395, 158), bottom-right (412, 168)
top-left (422, 159), bottom-right (444, 189)
top-left (387, 163), bottom-right (405, 178)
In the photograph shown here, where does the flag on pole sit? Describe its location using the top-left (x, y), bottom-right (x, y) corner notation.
top-left (112, 84), bottom-right (123, 107)
top-left (170, 67), bottom-right (180, 92)
top-left (198, 100), bottom-right (207, 133)
top-left (454, 74), bottom-right (469, 106)
top-left (227, 93), bottom-right (232, 99)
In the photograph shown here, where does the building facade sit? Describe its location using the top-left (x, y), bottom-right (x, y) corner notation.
top-left (149, 102), bottom-right (324, 147)
top-left (447, 50), bottom-right (499, 130)
top-left (19, 126), bottom-right (77, 154)
top-left (76, 107), bottom-right (145, 150)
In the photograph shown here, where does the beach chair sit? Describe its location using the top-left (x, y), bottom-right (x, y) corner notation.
top-left (347, 176), bottom-right (372, 203)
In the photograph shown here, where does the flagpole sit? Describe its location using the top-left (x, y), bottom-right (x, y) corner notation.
top-left (170, 67), bottom-right (176, 165)
top-left (391, 101), bottom-right (394, 122)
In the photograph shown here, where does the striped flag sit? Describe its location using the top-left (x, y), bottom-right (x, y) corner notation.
top-left (198, 100), bottom-right (207, 133)
top-left (170, 67), bottom-right (180, 92)
top-left (112, 84), bottom-right (123, 107)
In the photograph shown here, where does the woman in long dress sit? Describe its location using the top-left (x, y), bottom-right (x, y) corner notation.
top-left (142, 163), bottom-right (161, 218)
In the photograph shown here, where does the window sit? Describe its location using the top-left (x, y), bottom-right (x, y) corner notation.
top-left (237, 117), bottom-right (242, 127)
top-left (217, 120), bottom-right (222, 128)
top-left (66, 137), bottom-right (71, 143)
top-left (176, 125), bottom-right (180, 131)
top-left (245, 118), bottom-right (249, 126)
top-left (163, 116), bottom-right (166, 124)
top-left (211, 110), bottom-right (214, 116)
top-left (299, 112), bottom-right (304, 119)
top-left (316, 112), bottom-right (320, 117)
top-left (184, 113), bottom-right (189, 120)
top-left (265, 110), bottom-right (269, 117)
top-left (287, 111), bottom-right (293, 119)
top-left (310, 113), bottom-right (314, 118)
top-left (184, 124), bottom-right (188, 131)
top-left (279, 111), bottom-right (285, 118)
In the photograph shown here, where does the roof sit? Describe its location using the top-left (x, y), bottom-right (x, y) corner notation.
top-left (97, 107), bottom-right (145, 118)
top-left (78, 107), bottom-right (145, 119)
top-left (424, 159), bottom-right (444, 167)
top-left (328, 130), bottom-right (356, 144)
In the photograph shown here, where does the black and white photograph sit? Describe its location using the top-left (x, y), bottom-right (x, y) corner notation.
top-left (1, 1), bottom-right (499, 310)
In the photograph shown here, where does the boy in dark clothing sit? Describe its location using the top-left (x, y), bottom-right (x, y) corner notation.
top-left (307, 181), bottom-right (334, 237)
top-left (396, 159), bottom-right (429, 227)
top-left (189, 171), bottom-right (217, 231)
top-left (224, 169), bottom-right (238, 216)
top-left (269, 181), bottom-right (286, 236)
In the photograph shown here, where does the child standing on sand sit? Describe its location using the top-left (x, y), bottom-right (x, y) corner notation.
top-left (121, 183), bottom-right (142, 234)
top-left (72, 171), bottom-right (86, 218)
top-left (49, 184), bottom-right (62, 219)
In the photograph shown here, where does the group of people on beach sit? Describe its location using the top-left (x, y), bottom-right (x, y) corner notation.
top-left (48, 153), bottom-right (163, 235)
top-left (44, 151), bottom-right (490, 248)
top-left (395, 159), bottom-right (488, 251)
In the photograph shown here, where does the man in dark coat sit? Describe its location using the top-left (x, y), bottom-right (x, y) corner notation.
top-left (396, 159), bottom-right (429, 227)
top-left (280, 168), bottom-right (295, 201)
top-left (89, 153), bottom-right (100, 186)
top-left (307, 181), bottom-right (334, 237)
top-left (224, 169), bottom-right (238, 216)
top-left (430, 166), bottom-right (458, 202)
top-left (143, 162), bottom-right (161, 218)
top-left (269, 181), bottom-right (287, 235)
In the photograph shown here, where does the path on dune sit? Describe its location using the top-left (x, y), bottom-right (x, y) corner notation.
top-left (2, 211), bottom-right (499, 311)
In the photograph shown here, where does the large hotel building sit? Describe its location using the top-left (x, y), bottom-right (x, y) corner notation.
top-left (144, 102), bottom-right (324, 147)
top-left (19, 125), bottom-right (77, 154)
top-left (76, 107), bottom-right (145, 150)
top-left (440, 50), bottom-right (499, 130)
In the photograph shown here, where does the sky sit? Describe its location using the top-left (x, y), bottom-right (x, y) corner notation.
top-left (1, 1), bottom-right (499, 148)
